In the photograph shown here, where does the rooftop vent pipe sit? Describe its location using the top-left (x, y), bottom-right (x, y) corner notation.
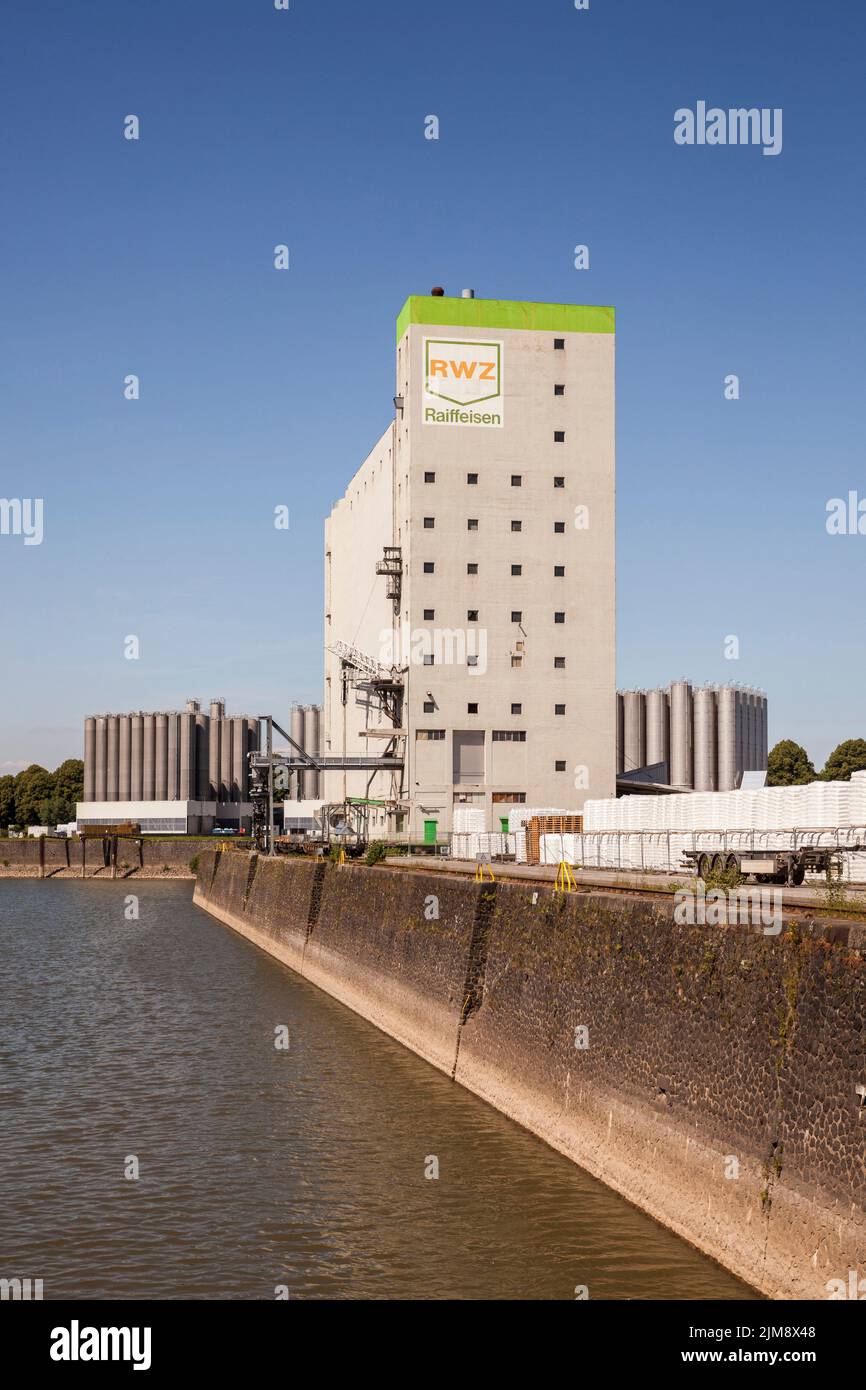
top-left (461, 288), bottom-right (475, 298)
top-left (431, 286), bottom-right (444, 296)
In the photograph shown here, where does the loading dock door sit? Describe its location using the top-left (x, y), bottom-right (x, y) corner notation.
top-left (453, 730), bottom-right (485, 785)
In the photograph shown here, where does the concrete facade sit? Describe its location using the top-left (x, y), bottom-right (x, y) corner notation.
top-left (324, 294), bottom-right (616, 838)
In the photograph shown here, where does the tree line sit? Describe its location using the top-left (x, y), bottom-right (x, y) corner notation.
top-left (0, 761), bottom-right (84, 831)
top-left (767, 739), bottom-right (866, 786)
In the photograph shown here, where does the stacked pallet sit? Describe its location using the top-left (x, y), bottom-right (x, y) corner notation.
top-left (525, 814), bottom-right (583, 865)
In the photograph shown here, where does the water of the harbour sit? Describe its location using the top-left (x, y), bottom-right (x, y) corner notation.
top-left (0, 880), bottom-right (755, 1300)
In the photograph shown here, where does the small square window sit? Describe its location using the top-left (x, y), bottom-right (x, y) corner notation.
top-left (554, 383), bottom-right (565, 395)
top-left (554, 476), bottom-right (565, 488)
top-left (511, 564), bottom-right (522, 575)
top-left (554, 338), bottom-right (565, 350)
top-left (423, 561), bottom-right (435, 573)
top-left (554, 656), bottom-right (565, 668)
top-left (554, 431), bottom-right (565, 443)
top-left (467, 655), bottom-right (479, 668)
top-left (423, 516), bottom-right (435, 528)
top-left (423, 608), bottom-right (435, 620)
top-left (511, 655), bottom-right (522, 668)
top-left (511, 611), bottom-right (522, 623)
top-left (467, 609), bottom-right (478, 621)
top-left (554, 522), bottom-right (565, 533)
top-left (424, 471), bottom-right (436, 483)
top-left (467, 472), bottom-right (478, 484)
top-left (467, 703), bottom-right (478, 714)
top-left (511, 520), bottom-right (522, 532)
top-left (555, 760), bottom-right (567, 772)
top-left (554, 565), bottom-right (564, 577)
top-left (423, 654), bottom-right (434, 666)
top-left (555, 704), bottom-right (566, 715)
top-left (511, 703), bottom-right (522, 715)
top-left (467, 562), bottom-right (478, 574)
top-left (468, 518), bottom-right (479, 531)
top-left (511, 475), bottom-right (521, 486)
top-left (423, 700), bottom-right (435, 713)
top-left (555, 612), bottom-right (565, 623)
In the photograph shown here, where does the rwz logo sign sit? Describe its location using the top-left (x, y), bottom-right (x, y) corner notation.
top-left (423, 338), bottom-right (503, 426)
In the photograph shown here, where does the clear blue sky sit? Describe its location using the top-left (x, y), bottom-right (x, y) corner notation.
top-left (1, 0), bottom-right (863, 773)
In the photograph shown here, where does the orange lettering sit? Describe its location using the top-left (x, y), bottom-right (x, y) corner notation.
top-left (430, 359), bottom-right (448, 377)
top-left (449, 359), bottom-right (477, 378)
top-left (478, 361), bottom-right (496, 380)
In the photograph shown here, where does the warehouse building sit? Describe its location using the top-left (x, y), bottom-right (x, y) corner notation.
top-left (616, 681), bottom-right (768, 790)
top-left (323, 289), bottom-right (616, 839)
top-left (77, 700), bottom-right (260, 833)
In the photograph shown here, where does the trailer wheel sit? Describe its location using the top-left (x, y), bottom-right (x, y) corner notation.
top-left (711, 854), bottom-right (724, 877)
top-left (725, 854), bottom-right (740, 881)
top-left (696, 853), bottom-right (710, 880)
top-left (791, 864), bottom-right (806, 887)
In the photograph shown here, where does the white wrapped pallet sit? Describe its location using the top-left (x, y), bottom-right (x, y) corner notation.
top-left (453, 807), bottom-right (486, 834)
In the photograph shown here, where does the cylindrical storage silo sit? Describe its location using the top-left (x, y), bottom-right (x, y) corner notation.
top-left (232, 718), bottom-right (246, 804)
top-left (208, 711), bottom-right (221, 802)
top-left (179, 713), bottom-right (195, 801)
top-left (645, 689), bottom-right (670, 774)
top-left (95, 716), bottom-right (108, 802)
top-left (760, 694), bottom-right (768, 768)
top-left (106, 716), bottom-right (119, 801)
top-left (623, 691), bottom-right (646, 774)
top-left (130, 715), bottom-right (143, 800)
top-left (717, 687), bottom-right (737, 791)
top-left (693, 688), bottom-right (718, 791)
top-left (219, 716), bottom-right (233, 803)
top-left (154, 715), bottom-right (168, 800)
top-left (166, 714), bottom-right (179, 800)
top-left (291, 704), bottom-right (306, 801)
top-left (669, 681), bottom-right (693, 788)
top-left (84, 717), bottom-right (96, 802)
top-left (303, 706), bottom-right (321, 799)
top-left (143, 715), bottom-right (156, 801)
top-left (616, 693), bottom-right (624, 775)
top-left (195, 711), bottom-right (209, 800)
top-left (118, 716), bottom-right (131, 801)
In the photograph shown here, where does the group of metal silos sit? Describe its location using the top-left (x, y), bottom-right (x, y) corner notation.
top-left (616, 682), bottom-right (768, 791)
top-left (288, 703), bottom-right (321, 800)
top-left (83, 699), bottom-right (259, 804)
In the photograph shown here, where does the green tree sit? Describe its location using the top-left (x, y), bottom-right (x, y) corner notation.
top-left (820, 739), bottom-right (866, 782)
top-left (767, 740), bottom-right (816, 786)
top-left (13, 765), bottom-right (54, 825)
top-left (50, 758), bottom-right (84, 821)
top-left (0, 774), bottom-right (15, 828)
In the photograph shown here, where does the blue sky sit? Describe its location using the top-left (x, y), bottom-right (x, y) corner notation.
top-left (1, 0), bottom-right (863, 772)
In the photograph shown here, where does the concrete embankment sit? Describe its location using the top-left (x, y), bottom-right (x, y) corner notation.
top-left (0, 836), bottom-right (202, 878)
top-left (193, 849), bottom-right (866, 1298)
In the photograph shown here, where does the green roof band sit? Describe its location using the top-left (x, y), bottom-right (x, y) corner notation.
top-left (396, 295), bottom-right (615, 343)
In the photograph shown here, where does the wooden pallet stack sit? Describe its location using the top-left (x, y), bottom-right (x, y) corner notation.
top-left (525, 814), bottom-right (583, 865)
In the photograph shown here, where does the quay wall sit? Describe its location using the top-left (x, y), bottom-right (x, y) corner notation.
top-left (193, 850), bottom-right (866, 1298)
